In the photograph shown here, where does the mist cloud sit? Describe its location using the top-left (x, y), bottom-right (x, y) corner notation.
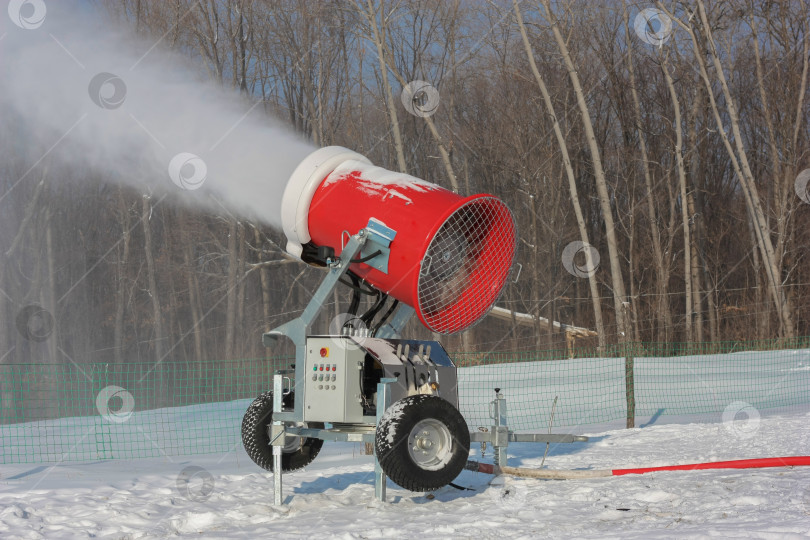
top-left (0, 2), bottom-right (314, 227)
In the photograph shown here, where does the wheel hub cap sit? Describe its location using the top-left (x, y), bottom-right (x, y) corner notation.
top-left (408, 418), bottom-right (453, 471)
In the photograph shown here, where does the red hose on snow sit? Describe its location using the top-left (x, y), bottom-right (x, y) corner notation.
top-left (467, 456), bottom-right (810, 480)
top-left (612, 456), bottom-right (810, 475)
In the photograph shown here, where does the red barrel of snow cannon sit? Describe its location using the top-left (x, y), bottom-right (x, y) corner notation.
top-left (281, 146), bottom-right (516, 334)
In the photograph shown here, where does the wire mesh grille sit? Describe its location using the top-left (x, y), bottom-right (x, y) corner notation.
top-left (417, 197), bottom-right (516, 334)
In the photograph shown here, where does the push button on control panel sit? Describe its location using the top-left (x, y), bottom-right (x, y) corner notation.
top-left (311, 363), bottom-right (339, 382)
top-left (308, 360), bottom-right (342, 391)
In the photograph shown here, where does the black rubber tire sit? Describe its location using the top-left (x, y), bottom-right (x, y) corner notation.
top-left (241, 391), bottom-right (324, 472)
top-left (375, 394), bottom-right (470, 492)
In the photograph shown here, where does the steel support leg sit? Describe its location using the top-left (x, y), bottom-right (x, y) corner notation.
top-left (272, 373), bottom-right (284, 505)
top-left (374, 377), bottom-right (398, 502)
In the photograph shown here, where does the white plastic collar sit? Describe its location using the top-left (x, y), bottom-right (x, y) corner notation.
top-left (281, 146), bottom-right (371, 258)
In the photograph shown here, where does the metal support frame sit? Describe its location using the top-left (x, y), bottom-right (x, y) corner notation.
top-left (265, 232), bottom-right (367, 506)
top-left (491, 389), bottom-right (508, 467)
top-left (263, 228), bottom-right (418, 505)
top-left (264, 231), bottom-right (368, 424)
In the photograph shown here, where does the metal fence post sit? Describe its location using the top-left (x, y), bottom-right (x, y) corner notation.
top-left (625, 348), bottom-right (635, 429)
top-left (491, 388), bottom-right (508, 467)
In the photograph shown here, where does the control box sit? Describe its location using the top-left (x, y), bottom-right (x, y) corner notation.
top-left (303, 337), bottom-right (365, 423)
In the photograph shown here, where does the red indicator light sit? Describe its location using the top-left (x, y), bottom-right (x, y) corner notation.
top-left (319, 366), bottom-right (323, 371)
top-left (320, 347), bottom-right (329, 358)
top-left (326, 366), bottom-right (330, 371)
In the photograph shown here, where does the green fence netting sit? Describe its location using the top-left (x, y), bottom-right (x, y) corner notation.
top-left (2, 339), bottom-right (809, 464)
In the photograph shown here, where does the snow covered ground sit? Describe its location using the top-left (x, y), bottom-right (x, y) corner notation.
top-left (2, 404), bottom-right (809, 539)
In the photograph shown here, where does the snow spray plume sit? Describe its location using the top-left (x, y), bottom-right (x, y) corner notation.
top-left (0, 2), bottom-right (314, 227)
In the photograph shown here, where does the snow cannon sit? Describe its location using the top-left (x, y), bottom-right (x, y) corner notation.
top-left (242, 146), bottom-right (582, 505)
top-left (280, 146), bottom-right (517, 334)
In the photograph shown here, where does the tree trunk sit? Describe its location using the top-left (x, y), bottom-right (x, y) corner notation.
top-left (513, 0), bottom-right (605, 349)
top-left (661, 56), bottom-right (694, 343)
top-left (628, 214), bottom-right (641, 342)
top-left (235, 222), bottom-right (247, 359)
top-left (225, 218), bottom-right (238, 360)
top-left (141, 194), bottom-right (164, 364)
top-left (622, 7), bottom-right (673, 342)
top-left (254, 227), bottom-right (272, 360)
top-left (114, 190), bottom-right (131, 364)
top-left (0, 257), bottom-right (9, 423)
top-left (362, 0), bottom-right (407, 172)
top-left (687, 82), bottom-right (718, 342)
top-left (539, 0), bottom-right (628, 342)
top-left (748, 215), bottom-right (767, 339)
top-left (44, 205), bottom-right (57, 366)
top-left (686, 185), bottom-right (703, 343)
top-left (380, 53), bottom-right (459, 191)
top-left (183, 225), bottom-right (204, 367)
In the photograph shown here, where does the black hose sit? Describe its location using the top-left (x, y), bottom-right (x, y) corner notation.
top-left (372, 299), bottom-right (399, 336)
top-left (338, 272), bottom-right (377, 296)
top-left (350, 250), bottom-right (382, 264)
top-left (361, 291), bottom-right (387, 327)
top-left (347, 272), bottom-right (361, 318)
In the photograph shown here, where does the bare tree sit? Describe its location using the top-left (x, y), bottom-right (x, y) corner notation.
top-left (538, 0), bottom-right (630, 342)
top-left (141, 194), bottom-right (165, 363)
top-left (514, 0), bottom-right (606, 349)
top-left (660, 0), bottom-right (797, 338)
top-left (355, 0), bottom-right (408, 172)
top-left (621, 5), bottom-right (673, 342)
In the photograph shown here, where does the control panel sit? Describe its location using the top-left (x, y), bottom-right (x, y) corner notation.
top-left (303, 337), bottom-right (365, 423)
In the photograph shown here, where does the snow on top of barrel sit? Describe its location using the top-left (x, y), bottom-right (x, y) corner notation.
top-left (323, 160), bottom-right (440, 195)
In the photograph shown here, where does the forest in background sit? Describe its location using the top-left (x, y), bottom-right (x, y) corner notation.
top-left (2, 0), bottom-right (809, 373)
